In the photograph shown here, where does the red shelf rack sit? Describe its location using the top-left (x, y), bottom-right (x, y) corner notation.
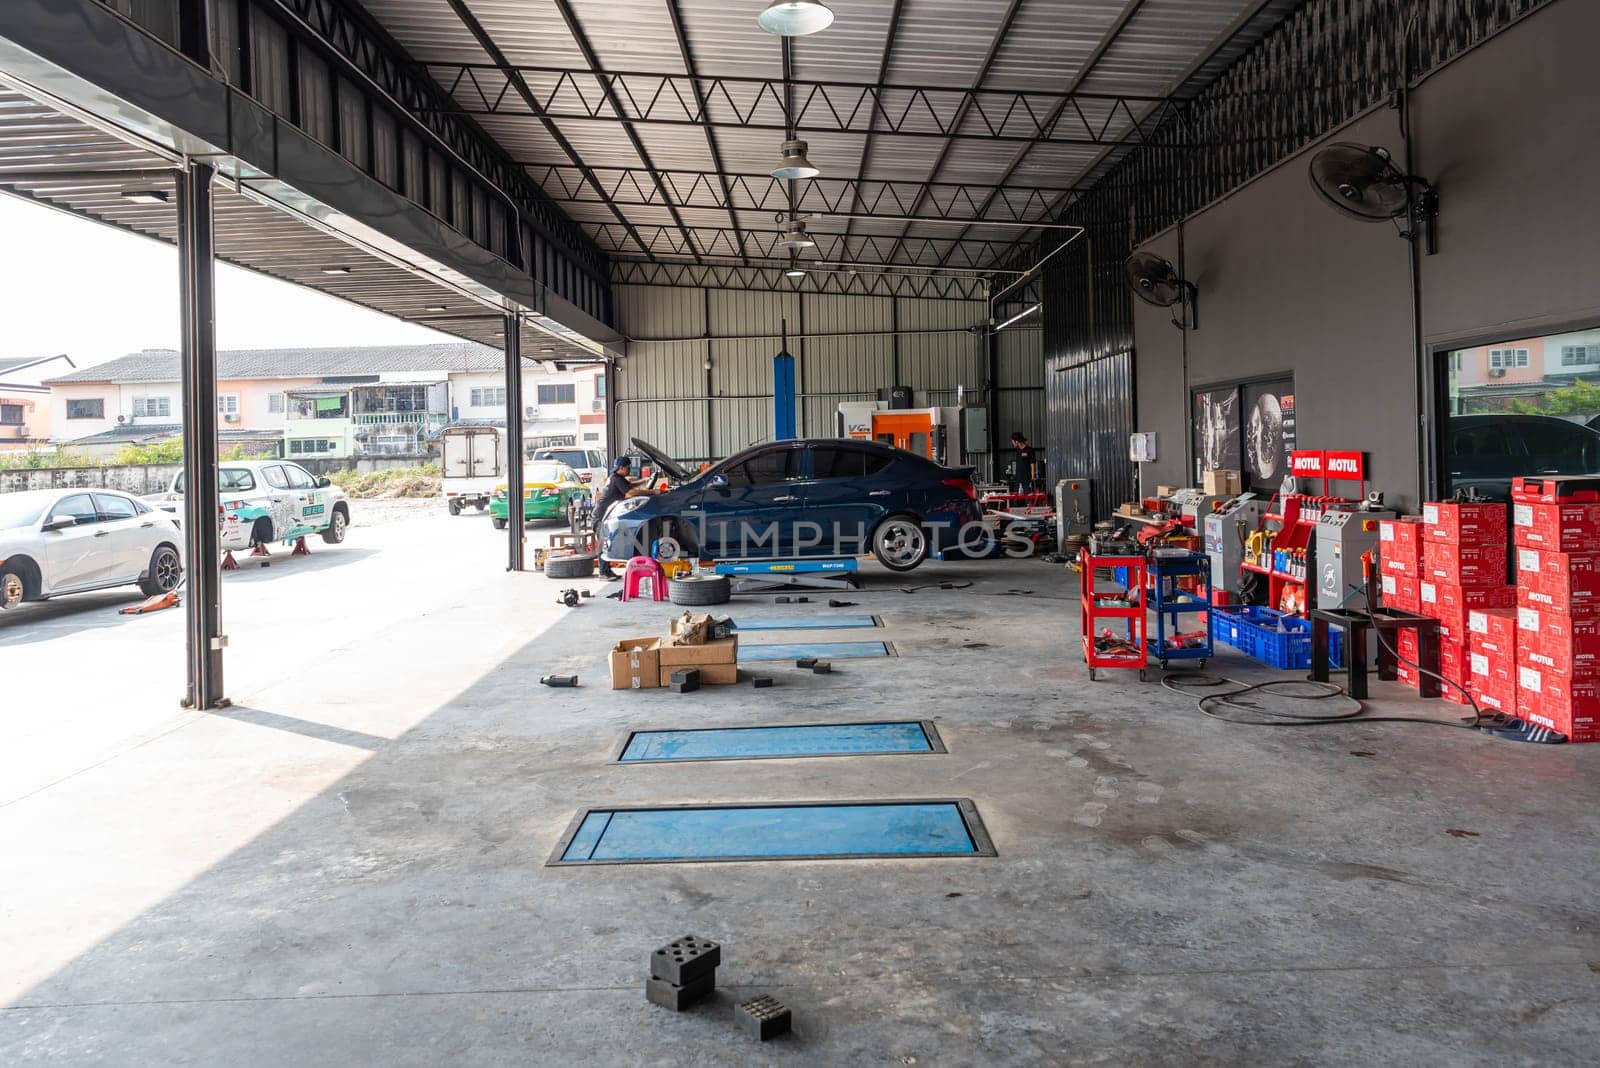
top-left (1080, 548), bottom-right (1148, 680)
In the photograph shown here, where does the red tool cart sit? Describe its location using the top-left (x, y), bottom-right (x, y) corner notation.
top-left (1079, 547), bottom-right (1148, 681)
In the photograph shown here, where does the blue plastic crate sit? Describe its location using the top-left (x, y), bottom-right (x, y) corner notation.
top-left (1210, 606), bottom-right (1342, 670)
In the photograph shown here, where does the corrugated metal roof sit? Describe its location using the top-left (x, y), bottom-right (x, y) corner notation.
top-left (45, 342), bottom-right (504, 384)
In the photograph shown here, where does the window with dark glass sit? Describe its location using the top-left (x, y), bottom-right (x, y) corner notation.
top-left (728, 450), bottom-right (799, 488)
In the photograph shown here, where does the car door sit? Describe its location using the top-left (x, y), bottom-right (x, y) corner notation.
top-left (42, 493), bottom-right (105, 589)
top-left (799, 445), bottom-right (896, 556)
top-left (91, 492), bottom-right (150, 581)
top-left (256, 464), bottom-right (298, 539)
top-left (281, 463), bottom-right (327, 534)
top-left (695, 446), bottom-right (806, 559)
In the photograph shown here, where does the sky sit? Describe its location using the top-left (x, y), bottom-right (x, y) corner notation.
top-left (0, 195), bottom-right (451, 369)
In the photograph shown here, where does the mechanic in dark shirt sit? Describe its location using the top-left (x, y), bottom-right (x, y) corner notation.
top-left (1010, 432), bottom-right (1040, 494)
top-left (593, 456), bottom-right (654, 579)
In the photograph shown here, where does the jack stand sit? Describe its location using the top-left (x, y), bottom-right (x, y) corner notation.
top-left (249, 541), bottom-right (272, 558)
top-left (292, 537), bottom-right (310, 556)
top-left (221, 550), bottom-right (239, 570)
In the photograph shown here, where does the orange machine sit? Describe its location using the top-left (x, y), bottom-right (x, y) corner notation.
top-left (838, 403), bottom-right (962, 463)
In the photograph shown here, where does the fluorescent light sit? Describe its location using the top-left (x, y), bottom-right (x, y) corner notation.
top-left (772, 140), bottom-right (820, 181)
top-left (758, 0), bottom-right (834, 35)
top-left (321, 267), bottom-right (353, 275)
top-left (426, 304), bottom-right (448, 312)
top-left (785, 267), bottom-right (806, 279)
top-left (120, 189), bottom-right (169, 205)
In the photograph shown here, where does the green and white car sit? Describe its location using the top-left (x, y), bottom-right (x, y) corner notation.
top-left (160, 460), bottom-right (351, 551)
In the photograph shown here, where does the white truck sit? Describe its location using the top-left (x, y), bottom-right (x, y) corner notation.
top-left (441, 425), bottom-right (504, 515)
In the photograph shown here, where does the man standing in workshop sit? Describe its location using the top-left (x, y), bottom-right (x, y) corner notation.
top-left (1010, 431), bottom-right (1040, 494)
top-left (593, 455), bottom-right (654, 580)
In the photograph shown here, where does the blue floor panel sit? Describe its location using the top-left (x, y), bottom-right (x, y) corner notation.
top-left (619, 721), bottom-right (939, 762)
top-left (553, 801), bottom-right (993, 864)
top-left (739, 641), bottom-right (892, 661)
top-left (730, 615), bottom-right (880, 632)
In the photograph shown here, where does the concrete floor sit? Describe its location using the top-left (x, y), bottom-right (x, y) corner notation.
top-left (4, 508), bottom-right (1599, 1064)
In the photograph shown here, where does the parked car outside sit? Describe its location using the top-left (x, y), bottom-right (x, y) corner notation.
top-left (0, 489), bottom-right (184, 609)
top-left (489, 462), bottom-right (586, 529)
top-left (599, 438), bottom-right (984, 572)
top-left (1445, 413), bottom-right (1600, 500)
top-left (531, 447), bottom-right (606, 486)
top-left (159, 460), bottom-right (351, 550)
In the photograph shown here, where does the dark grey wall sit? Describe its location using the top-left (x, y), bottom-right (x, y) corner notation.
top-left (1132, 0), bottom-right (1599, 513)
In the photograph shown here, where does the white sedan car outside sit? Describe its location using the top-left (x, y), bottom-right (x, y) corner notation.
top-left (0, 489), bottom-right (185, 609)
top-left (161, 460), bottom-right (351, 551)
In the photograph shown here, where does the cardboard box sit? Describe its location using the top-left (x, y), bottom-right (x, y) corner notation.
top-left (658, 635), bottom-right (739, 669)
top-left (1515, 609), bottom-right (1600, 678)
top-left (1379, 518), bottom-right (1426, 576)
top-left (1202, 469), bottom-right (1241, 496)
top-left (610, 636), bottom-right (662, 690)
top-left (657, 661), bottom-right (740, 687)
top-left (1472, 676), bottom-right (1519, 717)
top-left (1517, 665), bottom-right (1600, 741)
top-left (1422, 501), bottom-right (1507, 545)
top-left (1512, 500), bottom-right (1600, 552)
top-left (1467, 607), bottom-right (1518, 654)
top-left (1419, 581), bottom-right (1515, 643)
top-left (1380, 573), bottom-right (1420, 614)
top-left (1421, 541), bottom-right (1506, 587)
top-left (1468, 642), bottom-right (1515, 689)
top-left (1514, 547), bottom-right (1600, 616)
top-left (1511, 475), bottom-right (1600, 504)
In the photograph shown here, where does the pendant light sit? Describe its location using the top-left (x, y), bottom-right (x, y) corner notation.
top-left (771, 139), bottom-right (820, 180)
top-left (757, 0), bottom-right (834, 36)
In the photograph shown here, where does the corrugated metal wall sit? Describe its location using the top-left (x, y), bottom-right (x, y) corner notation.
top-left (614, 285), bottom-right (1044, 469)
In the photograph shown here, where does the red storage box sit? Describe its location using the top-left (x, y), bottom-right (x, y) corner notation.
top-left (1381, 573), bottom-right (1420, 614)
top-left (1468, 641), bottom-right (1516, 689)
top-left (1516, 611), bottom-right (1600, 677)
top-left (1421, 541), bottom-right (1507, 587)
top-left (1419, 582), bottom-right (1516, 643)
top-left (1512, 475), bottom-right (1600, 504)
top-left (1379, 518), bottom-right (1426, 576)
top-left (1467, 607), bottom-right (1518, 655)
top-left (1512, 500), bottom-right (1600, 552)
top-left (1422, 501), bottom-right (1507, 545)
top-left (1472, 675), bottom-right (1519, 717)
top-left (1514, 547), bottom-right (1600, 616)
top-left (1517, 665), bottom-right (1600, 742)
top-left (1396, 628), bottom-right (1420, 689)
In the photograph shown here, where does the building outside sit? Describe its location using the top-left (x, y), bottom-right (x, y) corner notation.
top-left (1447, 327), bottom-right (1600, 419)
top-left (43, 343), bottom-right (606, 460)
top-left (0, 353), bottom-right (75, 449)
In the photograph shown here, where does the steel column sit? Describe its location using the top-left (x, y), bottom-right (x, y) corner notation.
top-left (177, 161), bottom-right (226, 711)
top-left (504, 314), bottom-right (525, 571)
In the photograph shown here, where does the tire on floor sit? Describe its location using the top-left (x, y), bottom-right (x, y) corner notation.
top-left (545, 552), bottom-right (597, 579)
top-left (668, 573), bottom-right (731, 606)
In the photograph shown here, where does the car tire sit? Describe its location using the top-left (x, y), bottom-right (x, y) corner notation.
top-left (321, 505), bottom-right (349, 544)
top-left (545, 552), bottom-right (597, 579)
top-left (668, 573), bottom-right (731, 606)
top-left (491, 517), bottom-right (508, 530)
top-left (139, 545), bottom-right (183, 596)
top-left (250, 517), bottom-right (274, 546)
top-left (474, 502), bottom-right (486, 512)
top-left (871, 513), bottom-right (930, 573)
top-left (0, 565), bottom-right (27, 610)
top-left (448, 499), bottom-right (462, 516)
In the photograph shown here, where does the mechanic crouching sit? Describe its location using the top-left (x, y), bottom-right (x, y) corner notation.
top-left (593, 456), bottom-right (654, 580)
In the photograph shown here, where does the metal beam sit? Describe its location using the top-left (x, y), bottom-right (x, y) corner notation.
top-left (664, 0), bottom-right (747, 261)
top-left (551, 0), bottom-right (704, 264)
top-left (177, 162), bottom-right (226, 711)
top-left (504, 313), bottom-right (525, 572)
top-left (609, 260), bottom-right (989, 301)
top-left (841, 0), bottom-right (906, 250)
top-left (582, 223), bottom-right (1041, 269)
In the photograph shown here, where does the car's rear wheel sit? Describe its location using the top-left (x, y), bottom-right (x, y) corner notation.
top-left (321, 505), bottom-right (349, 544)
top-left (0, 566), bottom-right (27, 609)
top-left (448, 498), bottom-right (462, 516)
top-left (871, 514), bottom-right (930, 573)
top-left (140, 545), bottom-right (183, 596)
top-left (250, 517), bottom-right (274, 546)
top-left (491, 517), bottom-right (508, 530)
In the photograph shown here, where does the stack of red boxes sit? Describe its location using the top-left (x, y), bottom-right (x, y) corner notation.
top-left (1378, 517), bottom-right (1425, 614)
top-left (1466, 607), bottom-right (1518, 716)
top-left (1418, 501), bottom-right (1515, 705)
top-left (1511, 477), bottom-right (1600, 741)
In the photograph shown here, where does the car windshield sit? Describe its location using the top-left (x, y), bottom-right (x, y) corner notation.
top-left (0, 495), bottom-right (47, 530)
top-left (539, 450), bottom-right (587, 468)
top-left (526, 464), bottom-right (568, 482)
top-left (173, 468), bottom-right (255, 494)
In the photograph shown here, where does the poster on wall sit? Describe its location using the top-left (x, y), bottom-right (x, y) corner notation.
top-left (1192, 387), bottom-right (1240, 482)
top-left (1242, 379), bottom-right (1296, 492)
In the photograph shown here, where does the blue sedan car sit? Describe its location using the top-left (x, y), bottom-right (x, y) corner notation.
top-left (601, 438), bottom-right (985, 572)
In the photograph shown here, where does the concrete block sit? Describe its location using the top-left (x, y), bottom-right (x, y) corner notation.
top-left (645, 972), bottom-right (715, 1011)
top-left (650, 936), bottom-right (721, 984)
top-left (736, 995), bottom-right (791, 1040)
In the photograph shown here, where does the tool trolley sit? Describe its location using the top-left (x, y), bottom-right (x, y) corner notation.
top-left (1144, 549), bottom-right (1213, 670)
top-left (1079, 547), bottom-right (1148, 681)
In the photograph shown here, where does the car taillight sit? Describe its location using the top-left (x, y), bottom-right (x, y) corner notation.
top-left (578, 472), bottom-right (592, 483)
top-left (942, 477), bottom-right (977, 500)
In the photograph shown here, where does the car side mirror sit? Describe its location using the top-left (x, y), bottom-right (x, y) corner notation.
top-left (316, 476), bottom-right (332, 488)
top-left (709, 473), bottom-right (729, 488)
top-left (43, 515), bottom-right (77, 532)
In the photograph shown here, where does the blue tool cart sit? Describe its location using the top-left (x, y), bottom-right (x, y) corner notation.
top-left (1145, 549), bottom-right (1214, 670)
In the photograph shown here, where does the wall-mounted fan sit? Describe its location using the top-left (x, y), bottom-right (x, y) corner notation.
top-left (1308, 143), bottom-right (1438, 253)
top-left (1124, 251), bottom-right (1198, 330)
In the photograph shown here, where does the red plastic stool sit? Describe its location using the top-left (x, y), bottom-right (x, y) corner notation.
top-left (622, 555), bottom-right (667, 602)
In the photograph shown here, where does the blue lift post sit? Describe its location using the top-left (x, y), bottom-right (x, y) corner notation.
top-left (773, 318), bottom-right (796, 440)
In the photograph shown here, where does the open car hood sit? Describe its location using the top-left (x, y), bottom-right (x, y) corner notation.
top-left (629, 437), bottom-right (690, 481)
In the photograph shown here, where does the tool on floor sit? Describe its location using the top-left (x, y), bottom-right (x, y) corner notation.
top-left (557, 588), bottom-right (580, 607)
top-left (540, 674), bottom-right (578, 687)
top-left (752, 676), bottom-right (774, 688)
top-left (826, 598), bottom-right (858, 607)
top-left (737, 995), bottom-right (792, 1041)
top-left (119, 589), bottom-right (180, 615)
top-left (647, 936), bottom-right (719, 1011)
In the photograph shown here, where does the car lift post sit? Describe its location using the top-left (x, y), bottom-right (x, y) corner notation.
top-left (177, 160), bottom-right (226, 709)
top-left (504, 312), bottom-right (525, 571)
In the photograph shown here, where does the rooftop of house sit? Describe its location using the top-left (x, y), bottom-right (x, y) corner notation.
top-left (44, 343), bottom-right (504, 385)
top-left (64, 424), bottom-right (283, 445)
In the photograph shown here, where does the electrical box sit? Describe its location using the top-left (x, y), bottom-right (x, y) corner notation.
top-left (1055, 478), bottom-right (1094, 541)
top-left (1203, 494), bottom-right (1265, 591)
top-left (961, 407), bottom-right (988, 454)
top-left (1315, 508), bottom-right (1394, 611)
top-left (877, 386), bottom-right (912, 409)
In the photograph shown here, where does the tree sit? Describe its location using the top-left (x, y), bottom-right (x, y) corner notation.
top-left (1507, 378), bottom-right (1600, 416)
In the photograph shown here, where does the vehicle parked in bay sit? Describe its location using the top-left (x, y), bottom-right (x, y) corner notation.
top-left (599, 438), bottom-right (983, 572)
top-left (0, 489), bottom-right (184, 609)
top-left (531, 446), bottom-right (607, 486)
top-left (489, 462), bottom-right (587, 529)
top-left (158, 460), bottom-right (351, 550)
top-left (1445, 413), bottom-right (1600, 500)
